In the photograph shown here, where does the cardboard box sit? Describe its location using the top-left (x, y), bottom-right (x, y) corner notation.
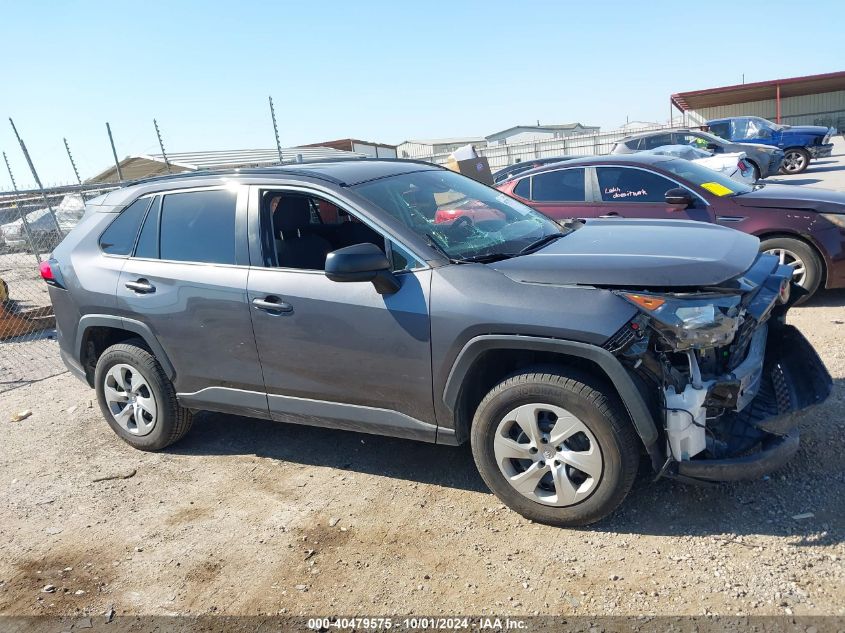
top-left (446, 156), bottom-right (494, 186)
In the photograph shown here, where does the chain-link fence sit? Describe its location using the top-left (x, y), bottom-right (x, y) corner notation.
top-left (0, 183), bottom-right (118, 393)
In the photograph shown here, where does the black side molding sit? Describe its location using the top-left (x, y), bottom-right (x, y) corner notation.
top-left (443, 335), bottom-right (660, 451)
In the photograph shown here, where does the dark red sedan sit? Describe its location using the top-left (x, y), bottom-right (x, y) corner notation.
top-left (496, 154), bottom-right (845, 297)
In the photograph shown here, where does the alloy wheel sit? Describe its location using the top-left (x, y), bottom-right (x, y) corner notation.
top-left (103, 363), bottom-right (158, 436)
top-left (782, 150), bottom-right (807, 173)
top-left (493, 403), bottom-right (602, 507)
top-left (764, 247), bottom-right (807, 287)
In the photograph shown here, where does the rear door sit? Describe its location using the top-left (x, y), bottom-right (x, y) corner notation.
top-left (513, 167), bottom-right (597, 221)
top-left (115, 186), bottom-right (268, 418)
top-left (591, 165), bottom-right (713, 222)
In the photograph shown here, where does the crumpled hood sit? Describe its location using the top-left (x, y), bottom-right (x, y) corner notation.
top-left (730, 184), bottom-right (845, 213)
top-left (490, 218), bottom-right (759, 288)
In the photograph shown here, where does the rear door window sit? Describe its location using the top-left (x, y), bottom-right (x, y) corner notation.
top-left (513, 177), bottom-right (531, 199)
top-left (530, 168), bottom-right (586, 202)
top-left (596, 167), bottom-right (676, 203)
top-left (99, 197), bottom-right (152, 255)
top-left (159, 190), bottom-right (237, 264)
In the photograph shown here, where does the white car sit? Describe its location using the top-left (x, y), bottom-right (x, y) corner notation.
top-left (643, 144), bottom-right (756, 184)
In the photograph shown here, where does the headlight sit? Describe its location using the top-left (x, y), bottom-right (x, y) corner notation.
top-left (820, 213), bottom-right (845, 229)
top-left (618, 292), bottom-right (741, 350)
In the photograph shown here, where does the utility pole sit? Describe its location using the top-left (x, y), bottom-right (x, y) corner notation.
top-left (153, 119), bottom-right (171, 174)
top-left (8, 117), bottom-right (62, 234)
top-left (3, 150), bottom-right (41, 261)
top-left (269, 96), bottom-right (284, 164)
top-left (106, 122), bottom-right (124, 182)
top-left (63, 137), bottom-right (82, 185)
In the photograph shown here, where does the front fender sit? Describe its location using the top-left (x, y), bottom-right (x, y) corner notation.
top-left (443, 334), bottom-right (660, 455)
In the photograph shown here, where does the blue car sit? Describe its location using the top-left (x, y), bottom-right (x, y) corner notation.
top-left (707, 116), bottom-right (834, 174)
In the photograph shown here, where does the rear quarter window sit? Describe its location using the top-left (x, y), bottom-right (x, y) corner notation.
top-left (98, 197), bottom-right (152, 255)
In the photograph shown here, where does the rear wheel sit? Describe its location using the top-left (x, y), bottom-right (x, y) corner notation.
top-left (779, 148), bottom-right (810, 174)
top-left (760, 237), bottom-right (823, 300)
top-left (94, 340), bottom-right (193, 450)
top-left (470, 368), bottom-right (640, 527)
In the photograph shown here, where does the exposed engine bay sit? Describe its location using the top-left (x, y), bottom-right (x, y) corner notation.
top-left (605, 253), bottom-right (832, 482)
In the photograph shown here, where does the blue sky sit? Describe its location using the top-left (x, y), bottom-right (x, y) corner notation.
top-left (1, 0), bottom-right (843, 188)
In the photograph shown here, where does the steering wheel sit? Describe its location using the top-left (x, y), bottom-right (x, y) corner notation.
top-left (446, 215), bottom-right (474, 237)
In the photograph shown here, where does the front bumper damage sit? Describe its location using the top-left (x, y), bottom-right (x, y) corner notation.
top-left (809, 143), bottom-right (834, 159)
top-left (611, 257), bottom-right (832, 483)
top-left (673, 322), bottom-right (831, 482)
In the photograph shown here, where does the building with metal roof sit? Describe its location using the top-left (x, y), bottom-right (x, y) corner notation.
top-left (485, 123), bottom-right (600, 146)
top-left (670, 71), bottom-right (845, 129)
top-left (87, 146), bottom-right (367, 183)
top-left (397, 137), bottom-right (488, 159)
top-left (298, 138), bottom-right (397, 158)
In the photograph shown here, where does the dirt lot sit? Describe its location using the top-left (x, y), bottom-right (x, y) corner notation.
top-left (1, 146), bottom-right (845, 621)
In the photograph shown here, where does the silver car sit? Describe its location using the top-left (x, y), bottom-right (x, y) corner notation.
top-left (611, 128), bottom-right (784, 179)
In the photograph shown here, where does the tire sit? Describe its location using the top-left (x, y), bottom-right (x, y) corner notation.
top-left (779, 148), bottom-right (810, 174)
top-left (759, 237), bottom-right (823, 301)
top-left (470, 367), bottom-right (640, 527)
top-left (94, 339), bottom-right (193, 451)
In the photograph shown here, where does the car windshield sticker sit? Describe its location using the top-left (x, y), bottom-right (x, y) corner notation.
top-left (496, 193), bottom-right (529, 211)
top-left (604, 186), bottom-right (647, 199)
top-left (700, 181), bottom-right (734, 196)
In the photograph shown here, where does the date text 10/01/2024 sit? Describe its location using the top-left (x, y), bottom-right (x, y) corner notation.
top-left (307, 617), bottom-right (528, 630)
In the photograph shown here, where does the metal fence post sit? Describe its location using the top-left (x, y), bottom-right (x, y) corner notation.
top-left (153, 119), bottom-right (171, 173)
top-left (106, 122), bottom-right (124, 182)
top-left (63, 138), bottom-right (82, 185)
top-left (2, 151), bottom-right (41, 262)
top-left (8, 118), bottom-right (62, 236)
top-left (269, 96), bottom-right (284, 164)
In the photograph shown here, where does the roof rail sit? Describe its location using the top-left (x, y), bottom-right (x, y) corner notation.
top-left (126, 157), bottom-right (442, 188)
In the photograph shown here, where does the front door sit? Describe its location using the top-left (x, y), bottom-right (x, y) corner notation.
top-left (591, 166), bottom-right (713, 223)
top-left (246, 187), bottom-right (437, 441)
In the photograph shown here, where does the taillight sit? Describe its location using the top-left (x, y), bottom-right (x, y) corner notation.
top-left (39, 258), bottom-right (64, 288)
top-left (39, 260), bottom-right (54, 281)
top-left (738, 160), bottom-right (748, 171)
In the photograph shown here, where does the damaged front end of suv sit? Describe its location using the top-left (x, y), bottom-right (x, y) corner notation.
top-left (607, 254), bottom-right (832, 483)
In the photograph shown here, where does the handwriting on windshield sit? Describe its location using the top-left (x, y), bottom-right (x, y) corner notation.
top-left (604, 187), bottom-right (648, 199)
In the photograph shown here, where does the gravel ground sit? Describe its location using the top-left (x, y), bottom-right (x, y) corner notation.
top-left (1, 144), bottom-right (844, 621)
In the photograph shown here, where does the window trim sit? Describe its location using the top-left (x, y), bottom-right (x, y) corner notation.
top-left (249, 184), bottom-right (429, 274)
top-left (125, 184), bottom-right (249, 267)
top-left (525, 167), bottom-right (589, 203)
top-left (97, 194), bottom-right (155, 258)
top-left (588, 165), bottom-right (710, 207)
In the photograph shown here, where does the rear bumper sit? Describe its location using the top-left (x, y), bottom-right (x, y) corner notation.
top-left (671, 324), bottom-right (831, 482)
top-left (809, 143), bottom-right (834, 158)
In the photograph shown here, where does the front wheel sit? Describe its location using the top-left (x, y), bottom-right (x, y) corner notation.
top-left (760, 237), bottom-right (823, 301)
top-left (470, 368), bottom-right (640, 527)
top-left (779, 148), bottom-right (810, 174)
top-left (94, 340), bottom-right (193, 451)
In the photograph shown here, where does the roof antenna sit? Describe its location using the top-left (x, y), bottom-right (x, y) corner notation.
top-left (63, 137), bottom-right (82, 185)
top-left (106, 122), bottom-right (124, 182)
top-left (269, 96), bottom-right (284, 164)
top-left (153, 119), bottom-right (172, 174)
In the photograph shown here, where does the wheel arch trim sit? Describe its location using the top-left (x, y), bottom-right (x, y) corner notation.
top-left (443, 335), bottom-right (659, 450)
top-left (76, 314), bottom-right (176, 380)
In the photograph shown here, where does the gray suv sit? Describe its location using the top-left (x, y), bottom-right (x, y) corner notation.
top-left (44, 160), bottom-right (831, 526)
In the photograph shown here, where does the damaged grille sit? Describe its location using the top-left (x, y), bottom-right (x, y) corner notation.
top-left (602, 315), bottom-right (648, 354)
top-left (726, 317), bottom-right (757, 370)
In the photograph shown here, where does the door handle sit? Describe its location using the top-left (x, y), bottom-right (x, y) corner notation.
top-left (599, 212), bottom-right (622, 218)
top-left (252, 296), bottom-right (293, 313)
top-left (125, 279), bottom-right (155, 294)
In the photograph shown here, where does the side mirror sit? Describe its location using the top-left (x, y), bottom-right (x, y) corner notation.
top-left (325, 243), bottom-right (400, 295)
top-left (665, 187), bottom-right (693, 208)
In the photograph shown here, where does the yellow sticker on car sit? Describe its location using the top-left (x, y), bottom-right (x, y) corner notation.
top-left (700, 181), bottom-right (734, 196)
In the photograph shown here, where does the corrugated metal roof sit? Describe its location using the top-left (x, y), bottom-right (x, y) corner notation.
top-left (672, 71), bottom-right (845, 112)
top-left (401, 137), bottom-right (487, 146)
